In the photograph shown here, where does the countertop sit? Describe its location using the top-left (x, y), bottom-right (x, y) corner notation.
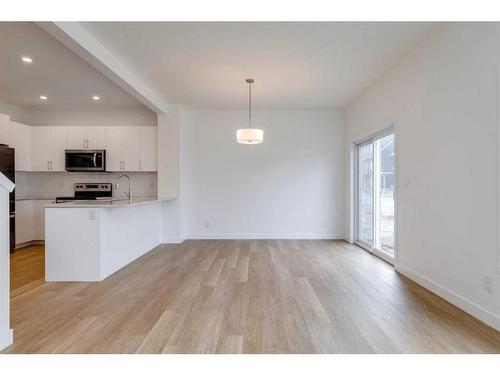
top-left (16, 196), bottom-right (56, 201)
top-left (44, 197), bottom-right (175, 208)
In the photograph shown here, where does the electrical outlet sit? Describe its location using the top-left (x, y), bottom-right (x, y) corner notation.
top-left (322, 220), bottom-right (328, 228)
top-left (88, 209), bottom-right (96, 221)
top-left (484, 276), bottom-right (493, 294)
top-left (204, 221), bottom-right (210, 228)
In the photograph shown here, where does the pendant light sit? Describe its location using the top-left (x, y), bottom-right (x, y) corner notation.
top-left (237, 78), bottom-right (264, 144)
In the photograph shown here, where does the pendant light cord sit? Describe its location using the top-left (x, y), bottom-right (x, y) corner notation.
top-left (248, 80), bottom-right (252, 126)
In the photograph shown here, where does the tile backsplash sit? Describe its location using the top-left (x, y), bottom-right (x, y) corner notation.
top-left (15, 171), bottom-right (157, 199)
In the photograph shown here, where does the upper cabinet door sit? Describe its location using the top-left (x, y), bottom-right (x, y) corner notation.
top-left (122, 127), bottom-right (140, 172)
top-left (49, 127), bottom-right (68, 171)
top-left (67, 126), bottom-right (87, 149)
top-left (139, 127), bottom-right (157, 171)
top-left (105, 126), bottom-right (123, 171)
top-left (32, 127), bottom-right (52, 171)
top-left (0, 113), bottom-right (10, 145)
top-left (11, 122), bottom-right (32, 171)
top-left (86, 126), bottom-right (106, 149)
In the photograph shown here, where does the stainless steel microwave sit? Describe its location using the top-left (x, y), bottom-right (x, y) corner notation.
top-left (65, 150), bottom-right (106, 172)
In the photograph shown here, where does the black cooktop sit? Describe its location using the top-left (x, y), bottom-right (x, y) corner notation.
top-left (55, 196), bottom-right (98, 203)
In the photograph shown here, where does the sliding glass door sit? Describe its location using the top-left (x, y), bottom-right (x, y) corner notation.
top-left (358, 141), bottom-right (374, 247)
top-left (355, 130), bottom-right (395, 262)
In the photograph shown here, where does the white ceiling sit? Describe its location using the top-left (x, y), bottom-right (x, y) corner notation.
top-left (0, 22), bottom-right (148, 111)
top-left (81, 22), bottom-right (440, 109)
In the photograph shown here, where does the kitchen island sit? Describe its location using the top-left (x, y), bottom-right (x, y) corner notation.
top-left (45, 197), bottom-right (174, 281)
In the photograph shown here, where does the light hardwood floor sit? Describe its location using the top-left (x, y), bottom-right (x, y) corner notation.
top-left (3, 241), bottom-right (500, 354)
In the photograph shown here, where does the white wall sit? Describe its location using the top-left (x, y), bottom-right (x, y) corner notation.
top-left (157, 109), bottom-right (183, 243)
top-left (346, 23), bottom-right (500, 330)
top-left (181, 109), bottom-right (345, 239)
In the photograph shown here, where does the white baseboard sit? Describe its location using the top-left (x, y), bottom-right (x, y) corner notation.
top-left (163, 238), bottom-right (184, 244)
top-left (184, 234), bottom-right (344, 240)
top-left (15, 240), bottom-right (44, 250)
top-left (395, 264), bottom-right (500, 332)
top-left (0, 329), bottom-right (13, 351)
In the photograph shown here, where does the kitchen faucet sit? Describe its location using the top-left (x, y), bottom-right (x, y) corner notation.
top-left (115, 174), bottom-right (132, 200)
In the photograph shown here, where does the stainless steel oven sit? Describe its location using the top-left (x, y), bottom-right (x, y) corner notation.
top-left (56, 183), bottom-right (113, 203)
top-left (65, 150), bottom-right (106, 172)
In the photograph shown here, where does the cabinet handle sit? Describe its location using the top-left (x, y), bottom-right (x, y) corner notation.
top-left (122, 161), bottom-right (125, 170)
top-left (50, 160), bottom-right (53, 170)
top-left (47, 161), bottom-right (50, 170)
top-left (139, 160), bottom-right (142, 170)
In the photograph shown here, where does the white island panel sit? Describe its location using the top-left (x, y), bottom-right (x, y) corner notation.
top-left (99, 203), bottom-right (161, 279)
top-left (45, 198), bottom-right (170, 282)
top-left (45, 208), bottom-right (100, 281)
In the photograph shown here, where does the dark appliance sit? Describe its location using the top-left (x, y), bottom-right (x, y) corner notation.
top-left (0, 145), bottom-right (15, 252)
top-left (55, 183), bottom-right (112, 203)
top-left (65, 150), bottom-right (106, 172)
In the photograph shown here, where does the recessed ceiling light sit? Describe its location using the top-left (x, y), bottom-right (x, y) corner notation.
top-left (21, 56), bottom-right (33, 63)
top-left (92, 96), bottom-right (100, 101)
top-left (39, 95), bottom-right (48, 101)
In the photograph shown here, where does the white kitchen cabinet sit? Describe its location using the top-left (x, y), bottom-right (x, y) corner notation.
top-left (10, 121), bottom-right (32, 171)
top-left (105, 126), bottom-right (157, 172)
top-left (50, 127), bottom-right (67, 171)
top-left (67, 126), bottom-right (106, 150)
top-left (86, 126), bottom-right (107, 149)
top-left (32, 126), bottom-right (67, 171)
top-left (105, 126), bottom-right (123, 171)
top-left (122, 127), bottom-right (140, 171)
top-left (0, 113), bottom-right (10, 145)
top-left (16, 199), bottom-right (53, 244)
top-left (32, 127), bottom-right (51, 171)
top-left (8, 123), bottom-right (155, 172)
top-left (139, 127), bottom-right (157, 171)
top-left (15, 200), bottom-right (34, 246)
top-left (67, 126), bottom-right (87, 149)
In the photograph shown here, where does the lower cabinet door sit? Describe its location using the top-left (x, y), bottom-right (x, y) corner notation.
top-left (15, 200), bottom-right (34, 245)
